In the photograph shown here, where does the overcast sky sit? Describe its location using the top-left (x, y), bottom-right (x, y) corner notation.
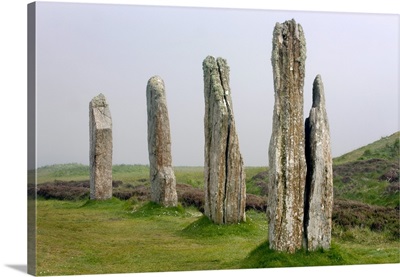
top-left (35, 2), bottom-right (399, 167)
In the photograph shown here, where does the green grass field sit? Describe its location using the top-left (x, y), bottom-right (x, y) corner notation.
top-left (32, 132), bottom-right (400, 275)
top-left (36, 198), bottom-right (399, 276)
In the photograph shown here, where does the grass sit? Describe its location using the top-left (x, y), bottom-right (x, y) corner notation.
top-left (241, 241), bottom-right (345, 268)
top-left (333, 131), bottom-right (399, 165)
top-left (109, 164), bottom-right (150, 184)
top-left (333, 158), bottom-right (399, 207)
top-left (331, 132), bottom-right (399, 208)
top-left (32, 133), bottom-right (399, 275)
top-left (33, 163), bottom-right (89, 183)
top-left (174, 166), bottom-right (204, 188)
top-left (334, 177), bottom-right (399, 207)
top-left (245, 166), bottom-right (268, 195)
top-left (36, 198), bottom-right (267, 275)
top-left (35, 198), bottom-right (399, 276)
top-left (332, 226), bottom-right (400, 265)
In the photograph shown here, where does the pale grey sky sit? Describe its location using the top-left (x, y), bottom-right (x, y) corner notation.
top-left (35, 2), bottom-right (399, 167)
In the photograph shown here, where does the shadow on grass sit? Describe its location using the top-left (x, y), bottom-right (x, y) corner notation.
top-left (240, 241), bottom-right (346, 269)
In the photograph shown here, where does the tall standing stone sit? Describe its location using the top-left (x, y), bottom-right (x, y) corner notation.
top-left (304, 75), bottom-right (333, 251)
top-left (146, 76), bottom-right (178, 207)
top-left (268, 19), bottom-right (307, 253)
top-left (89, 93), bottom-right (113, 200)
top-left (203, 56), bottom-right (246, 224)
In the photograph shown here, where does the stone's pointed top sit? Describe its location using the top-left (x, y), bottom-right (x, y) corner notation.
top-left (312, 74), bottom-right (325, 108)
top-left (216, 57), bottom-right (229, 69)
top-left (203, 55), bottom-right (217, 70)
top-left (203, 56), bottom-right (229, 72)
top-left (202, 55), bottom-right (231, 99)
top-left (203, 55), bottom-right (228, 65)
top-left (271, 19), bottom-right (306, 69)
top-left (147, 76), bottom-right (165, 97)
top-left (274, 19), bottom-right (300, 31)
top-left (90, 93), bottom-right (108, 108)
top-left (278, 18), bottom-right (296, 25)
top-left (90, 93), bottom-right (112, 128)
top-left (148, 75), bottom-right (164, 84)
top-left (274, 19), bottom-right (304, 42)
top-left (95, 93), bottom-right (106, 100)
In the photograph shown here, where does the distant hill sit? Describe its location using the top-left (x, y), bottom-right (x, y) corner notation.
top-left (332, 131), bottom-right (399, 208)
top-left (333, 131), bottom-right (399, 165)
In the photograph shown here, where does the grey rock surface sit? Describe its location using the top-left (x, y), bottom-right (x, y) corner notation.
top-left (146, 76), bottom-right (178, 207)
top-left (304, 75), bottom-right (333, 251)
top-left (268, 19), bottom-right (307, 253)
top-left (89, 93), bottom-right (113, 200)
top-left (203, 56), bottom-right (246, 224)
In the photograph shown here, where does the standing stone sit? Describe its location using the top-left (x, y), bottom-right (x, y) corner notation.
top-left (89, 93), bottom-right (113, 200)
top-left (304, 75), bottom-right (333, 251)
top-left (146, 76), bottom-right (178, 207)
top-left (203, 56), bottom-right (246, 224)
top-left (268, 19), bottom-right (307, 253)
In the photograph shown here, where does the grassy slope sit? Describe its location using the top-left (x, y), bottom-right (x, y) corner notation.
top-left (332, 131), bottom-right (399, 207)
top-left (333, 131), bottom-right (399, 165)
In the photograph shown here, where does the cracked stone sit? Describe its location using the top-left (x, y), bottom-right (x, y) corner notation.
top-left (203, 55), bottom-right (246, 224)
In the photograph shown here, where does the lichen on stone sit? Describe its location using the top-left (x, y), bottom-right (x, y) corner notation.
top-left (146, 76), bottom-right (178, 207)
top-left (268, 19), bottom-right (307, 253)
top-left (203, 55), bottom-right (246, 224)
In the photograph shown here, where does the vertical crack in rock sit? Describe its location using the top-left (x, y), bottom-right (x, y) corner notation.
top-left (268, 19), bottom-right (307, 253)
top-left (204, 62), bottom-right (214, 219)
top-left (303, 117), bottom-right (312, 249)
top-left (146, 76), bottom-right (178, 207)
top-left (203, 56), bottom-right (246, 224)
top-left (89, 93), bottom-right (113, 200)
top-left (303, 75), bottom-right (333, 251)
top-left (217, 58), bottom-right (232, 224)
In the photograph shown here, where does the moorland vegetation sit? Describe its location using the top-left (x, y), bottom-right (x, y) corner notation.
top-left (29, 132), bottom-right (399, 275)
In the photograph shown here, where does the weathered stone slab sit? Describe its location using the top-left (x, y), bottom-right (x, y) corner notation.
top-left (268, 19), bottom-right (307, 253)
top-left (304, 75), bottom-right (333, 251)
top-left (203, 56), bottom-right (246, 224)
top-left (89, 93), bottom-right (113, 200)
top-left (146, 76), bottom-right (178, 207)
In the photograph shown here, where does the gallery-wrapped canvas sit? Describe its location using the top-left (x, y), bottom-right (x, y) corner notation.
top-left (27, 1), bottom-right (399, 276)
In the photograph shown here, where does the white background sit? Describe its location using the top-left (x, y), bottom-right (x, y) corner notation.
top-left (0, 1), bottom-right (399, 277)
